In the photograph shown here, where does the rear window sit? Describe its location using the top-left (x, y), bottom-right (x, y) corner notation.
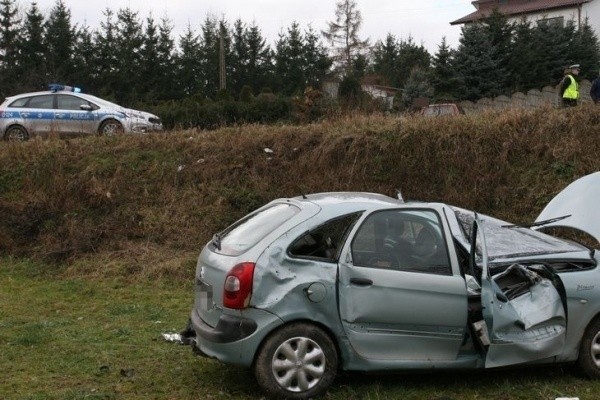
top-left (214, 203), bottom-right (300, 256)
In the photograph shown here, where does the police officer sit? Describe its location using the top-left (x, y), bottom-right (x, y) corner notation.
top-left (560, 64), bottom-right (580, 107)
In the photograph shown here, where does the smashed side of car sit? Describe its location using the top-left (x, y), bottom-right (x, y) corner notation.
top-left (187, 172), bottom-right (600, 399)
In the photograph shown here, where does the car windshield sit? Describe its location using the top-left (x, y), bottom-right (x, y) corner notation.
top-left (83, 94), bottom-right (123, 110)
top-left (452, 207), bottom-right (585, 260)
top-left (214, 203), bottom-right (300, 256)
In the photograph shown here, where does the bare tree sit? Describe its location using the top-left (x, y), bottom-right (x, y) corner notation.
top-left (322, 0), bottom-right (369, 76)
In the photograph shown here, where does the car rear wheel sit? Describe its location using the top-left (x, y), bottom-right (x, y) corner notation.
top-left (98, 119), bottom-right (124, 136)
top-left (4, 125), bottom-right (29, 141)
top-left (254, 322), bottom-right (338, 399)
top-left (577, 317), bottom-right (600, 378)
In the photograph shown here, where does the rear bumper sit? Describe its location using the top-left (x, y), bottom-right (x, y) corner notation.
top-left (192, 310), bottom-right (258, 343)
top-left (190, 307), bottom-right (283, 367)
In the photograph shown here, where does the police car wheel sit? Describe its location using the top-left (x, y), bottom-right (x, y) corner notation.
top-left (99, 120), bottom-right (124, 136)
top-left (4, 125), bottom-right (28, 141)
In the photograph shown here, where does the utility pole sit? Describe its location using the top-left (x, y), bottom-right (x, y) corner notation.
top-left (219, 24), bottom-right (226, 91)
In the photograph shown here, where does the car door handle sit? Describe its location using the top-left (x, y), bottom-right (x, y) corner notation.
top-left (350, 278), bottom-right (373, 287)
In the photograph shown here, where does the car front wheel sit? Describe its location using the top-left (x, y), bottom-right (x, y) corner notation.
top-left (98, 119), bottom-right (124, 136)
top-left (578, 317), bottom-right (600, 378)
top-left (254, 322), bottom-right (338, 399)
top-left (4, 125), bottom-right (29, 141)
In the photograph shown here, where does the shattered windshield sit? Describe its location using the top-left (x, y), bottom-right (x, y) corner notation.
top-left (452, 207), bottom-right (585, 260)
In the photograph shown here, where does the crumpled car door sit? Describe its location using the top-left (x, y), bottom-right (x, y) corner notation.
top-left (474, 217), bottom-right (567, 368)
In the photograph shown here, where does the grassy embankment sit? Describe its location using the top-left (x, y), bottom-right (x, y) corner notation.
top-left (1, 106), bottom-right (600, 399)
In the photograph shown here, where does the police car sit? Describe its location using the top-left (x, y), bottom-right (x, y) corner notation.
top-left (0, 84), bottom-right (163, 141)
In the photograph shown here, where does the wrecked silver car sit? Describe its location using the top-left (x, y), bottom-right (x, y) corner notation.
top-left (189, 172), bottom-right (600, 399)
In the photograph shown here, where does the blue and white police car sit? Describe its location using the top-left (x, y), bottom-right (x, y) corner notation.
top-left (0, 85), bottom-right (163, 141)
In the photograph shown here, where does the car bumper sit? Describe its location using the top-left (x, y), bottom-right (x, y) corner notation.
top-left (190, 307), bottom-right (283, 367)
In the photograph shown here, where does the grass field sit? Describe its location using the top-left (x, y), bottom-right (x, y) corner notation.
top-left (2, 257), bottom-right (598, 400)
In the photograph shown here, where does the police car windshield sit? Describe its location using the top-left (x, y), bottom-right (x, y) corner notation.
top-left (83, 94), bottom-right (124, 110)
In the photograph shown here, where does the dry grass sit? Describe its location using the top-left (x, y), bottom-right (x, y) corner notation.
top-left (1, 106), bottom-right (599, 277)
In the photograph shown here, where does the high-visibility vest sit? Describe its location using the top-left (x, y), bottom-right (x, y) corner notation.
top-left (563, 75), bottom-right (579, 100)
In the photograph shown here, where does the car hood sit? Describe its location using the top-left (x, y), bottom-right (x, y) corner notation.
top-left (535, 171), bottom-right (600, 243)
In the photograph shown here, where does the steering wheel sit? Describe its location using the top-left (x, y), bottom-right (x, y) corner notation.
top-left (413, 224), bottom-right (442, 260)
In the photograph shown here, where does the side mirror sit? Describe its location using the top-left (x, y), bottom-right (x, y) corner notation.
top-left (80, 104), bottom-right (93, 111)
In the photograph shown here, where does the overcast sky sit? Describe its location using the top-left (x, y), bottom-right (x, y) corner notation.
top-left (24, 0), bottom-right (474, 54)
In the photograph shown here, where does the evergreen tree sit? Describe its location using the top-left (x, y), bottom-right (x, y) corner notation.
top-left (509, 19), bottom-right (539, 92)
top-left (93, 9), bottom-right (119, 99)
top-left (303, 26), bottom-right (331, 89)
top-left (483, 10), bottom-right (513, 90)
top-left (568, 20), bottom-right (600, 81)
top-left (44, 0), bottom-right (76, 83)
top-left (371, 34), bottom-right (400, 86)
top-left (430, 37), bottom-right (460, 101)
top-left (140, 14), bottom-right (159, 99)
top-left (230, 19), bottom-right (249, 95)
top-left (529, 20), bottom-right (572, 87)
top-left (402, 67), bottom-right (433, 109)
top-left (454, 22), bottom-right (506, 100)
top-left (245, 22), bottom-right (273, 94)
top-left (274, 22), bottom-right (305, 95)
top-left (156, 17), bottom-right (177, 100)
top-left (18, 2), bottom-right (46, 92)
top-left (177, 23), bottom-right (201, 96)
top-left (0, 0), bottom-right (20, 94)
top-left (395, 36), bottom-right (431, 89)
top-left (72, 24), bottom-right (95, 90)
top-left (322, 0), bottom-right (369, 76)
top-left (198, 16), bottom-right (230, 99)
top-left (114, 7), bottom-right (144, 103)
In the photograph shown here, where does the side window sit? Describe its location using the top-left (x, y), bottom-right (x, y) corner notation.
top-left (288, 212), bottom-right (362, 262)
top-left (8, 97), bottom-right (30, 108)
top-left (25, 95), bottom-right (54, 109)
top-left (57, 95), bottom-right (91, 110)
top-left (351, 209), bottom-right (451, 275)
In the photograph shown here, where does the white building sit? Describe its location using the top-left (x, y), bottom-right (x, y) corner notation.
top-left (451, 0), bottom-right (599, 35)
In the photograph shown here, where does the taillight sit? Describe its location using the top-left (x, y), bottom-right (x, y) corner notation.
top-left (223, 262), bottom-right (255, 309)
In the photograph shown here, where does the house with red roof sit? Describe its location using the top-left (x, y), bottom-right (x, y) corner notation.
top-left (451, 0), bottom-right (599, 34)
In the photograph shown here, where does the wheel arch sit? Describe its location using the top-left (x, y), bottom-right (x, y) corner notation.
top-left (97, 117), bottom-right (125, 133)
top-left (3, 123), bottom-right (29, 140)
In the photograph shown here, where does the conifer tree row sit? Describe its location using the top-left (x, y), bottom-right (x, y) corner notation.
top-left (0, 0), bottom-right (599, 113)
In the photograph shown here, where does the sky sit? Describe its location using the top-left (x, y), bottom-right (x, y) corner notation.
top-left (23, 0), bottom-right (475, 54)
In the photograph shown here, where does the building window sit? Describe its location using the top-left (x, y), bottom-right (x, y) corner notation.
top-left (537, 17), bottom-right (564, 27)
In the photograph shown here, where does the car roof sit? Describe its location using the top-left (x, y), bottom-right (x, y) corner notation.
top-left (294, 192), bottom-right (402, 208)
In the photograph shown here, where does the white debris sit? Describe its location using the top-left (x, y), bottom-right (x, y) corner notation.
top-left (162, 333), bottom-right (184, 344)
top-left (263, 148), bottom-right (274, 153)
top-left (177, 165), bottom-right (184, 172)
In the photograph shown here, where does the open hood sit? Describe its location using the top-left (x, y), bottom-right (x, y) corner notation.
top-left (535, 171), bottom-right (600, 243)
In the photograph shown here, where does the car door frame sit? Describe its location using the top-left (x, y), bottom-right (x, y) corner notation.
top-left (336, 205), bottom-right (469, 364)
top-left (55, 94), bottom-right (98, 136)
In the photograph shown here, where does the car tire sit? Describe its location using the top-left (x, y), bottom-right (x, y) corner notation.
top-left (98, 119), bottom-right (124, 136)
top-left (254, 322), bottom-right (338, 399)
top-left (577, 317), bottom-right (600, 378)
top-left (4, 125), bottom-right (29, 141)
